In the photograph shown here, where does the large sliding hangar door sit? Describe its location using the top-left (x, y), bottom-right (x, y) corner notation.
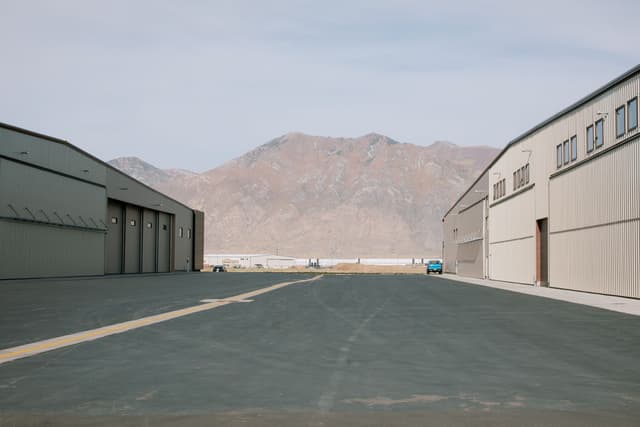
top-left (142, 209), bottom-right (157, 273)
top-left (104, 199), bottom-right (174, 274)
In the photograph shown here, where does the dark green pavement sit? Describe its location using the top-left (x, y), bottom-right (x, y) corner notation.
top-left (1, 273), bottom-right (639, 426)
top-left (0, 272), bottom-right (313, 348)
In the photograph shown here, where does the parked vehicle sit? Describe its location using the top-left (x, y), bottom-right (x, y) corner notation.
top-left (212, 265), bottom-right (227, 272)
top-left (426, 259), bottom-right (443, 274)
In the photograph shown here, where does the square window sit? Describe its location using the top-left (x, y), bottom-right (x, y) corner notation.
top-left (557, 144), bottom-right (562, 168)
top-left (111, 217), bottom-right (118, 224)
top-left (162, 224), bottom-right (168, 231)
top-left (628, 98), bottom-right (638, 131)
top-left (146, 222), bottom-right (153, 229)
top-left (595, 119), bottom-right (604, 148)
top-left (616, 105), bottom-right (625, 138)
top-left (570, 135), bottom-right (577, 161)
top-left (563, 140), bottom-right (570, 165)
top-left (129, 219), bottom-right (136, 227)
top-left (586, 125), bottom-right (594, 153)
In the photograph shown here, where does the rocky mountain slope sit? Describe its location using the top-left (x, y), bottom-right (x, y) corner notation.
top-left (109, 133), bottom-right (498, 257)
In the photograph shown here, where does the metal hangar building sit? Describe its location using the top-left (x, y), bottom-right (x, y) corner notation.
top-left (443, 65), bottom-right (640, 299)
top-left (0, 122), bottom-right (204, 279)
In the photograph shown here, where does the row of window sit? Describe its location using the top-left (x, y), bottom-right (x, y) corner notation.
top-left (615, 97), bottom-right (638, 138)
top-left (513, 163), bottom-right (530, 191)
top-left (557, 97), bottom-right (638, 169)
top-left (178, 227), bottom-right (192, 239)
top-left (110, 216), bottom-right (186, 235)
top-left (492, 178), bottom-right (506, 201)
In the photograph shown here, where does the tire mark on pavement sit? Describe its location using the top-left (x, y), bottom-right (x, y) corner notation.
top-left (316, 294), bottom-right (393, 413)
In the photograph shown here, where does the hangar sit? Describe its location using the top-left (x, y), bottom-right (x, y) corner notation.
top-left (0, 122), bottom-right (204, 279)
top-left (443, 64), bottom-right (640, 298)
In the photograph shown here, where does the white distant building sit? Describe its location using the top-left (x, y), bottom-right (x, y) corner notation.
top-left (204, 254), bottom-right (296, 269)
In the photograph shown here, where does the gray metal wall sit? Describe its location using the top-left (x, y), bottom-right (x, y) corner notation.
top-left (193, 210), bottom-right (205, 271)
top-left (0, 154), bottom-right (106, 279)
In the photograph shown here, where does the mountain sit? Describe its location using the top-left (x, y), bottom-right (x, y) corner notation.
top-left (108, 133), bottom-right (498, 257)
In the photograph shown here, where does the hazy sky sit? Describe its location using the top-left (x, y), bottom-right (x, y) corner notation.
top-left (1, 1), bottom-right (638, 171)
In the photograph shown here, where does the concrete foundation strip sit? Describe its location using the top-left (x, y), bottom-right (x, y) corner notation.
top-left (0, 275), bottom-right (323, 365)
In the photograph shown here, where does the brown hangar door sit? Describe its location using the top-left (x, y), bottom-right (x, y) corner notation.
top-left (142, 209), bottom-right (157, 273)
top-left (158, 212), bottom-right (172, 273)
top-left (536, 218), bottom-right (548, 286)
top-left (124, 205), bottom-right (142, 273)
top-left (105, 200), bottom-right (124, 274)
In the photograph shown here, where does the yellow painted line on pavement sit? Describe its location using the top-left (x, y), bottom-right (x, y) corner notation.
top-left (0, 275), bottom-right (323, 365)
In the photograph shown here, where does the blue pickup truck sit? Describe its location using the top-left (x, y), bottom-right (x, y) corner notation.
top-left (426, 259), bottom-right (443, 274)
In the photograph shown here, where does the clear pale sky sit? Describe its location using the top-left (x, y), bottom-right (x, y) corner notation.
top-left (1, 1), bottom-right (638, 171)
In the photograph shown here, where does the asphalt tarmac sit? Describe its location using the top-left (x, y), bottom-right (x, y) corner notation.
top-left (1, 273), bottom-right (639, 426)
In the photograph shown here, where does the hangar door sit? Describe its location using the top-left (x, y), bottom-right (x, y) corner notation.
top-left (105, 200), bottom-right (124, 274)
top-left (142, 209), bottom-right (157, 273)
top-left (124, 205), bottom-right (142, 273)
top-left (158, 212), bottom-right (172, 272)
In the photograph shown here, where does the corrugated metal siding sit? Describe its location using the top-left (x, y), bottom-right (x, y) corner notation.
top-left (456, 201), bottom-right (484, 278)
top-left (457, 240), bottom-right (483, 278)
top-left (0, 157), bottom-right (106, 279)
top-left (442, 171), bottom-right (488, 275)
top-left (549, 136), bottom-right (640, 297)
top-left (488, 188), bottom-right (535, 284)
top-left (480, 72), bottom-right (639, 295)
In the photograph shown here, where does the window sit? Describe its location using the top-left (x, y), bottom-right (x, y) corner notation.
top-left (513, 172), bottom-right (517, 191)
top-left (616, 105), bottom-right (626, 138)
top-left (146, 222), bottom-right (153, 229)
top-left (563, 140), bottom-right (569, 165)
top-left (162, 224), bottom-right (168, 231)
top-left (628, 97), bottom-right (638, 131)
top-left (111, 217), bottom-right (118, 224)
top-left (557, 144), bottom-right (563, 168)
top-left (525, 163), bottom-right (530, 184)
top-left (188, 228), bottom-right (192, 239)
top-left (586, 125), bottom-right (594, 153)
top-left (179, 227), bottom-right (184, 238)
top-left (595, 119), bottom-right (604, 148)
top-left (129, 219), bottom-right (136, 226)
top-left (570, 135), bottom-right (577, 161)
top-left (516, 169), bottom-right (521, 189)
